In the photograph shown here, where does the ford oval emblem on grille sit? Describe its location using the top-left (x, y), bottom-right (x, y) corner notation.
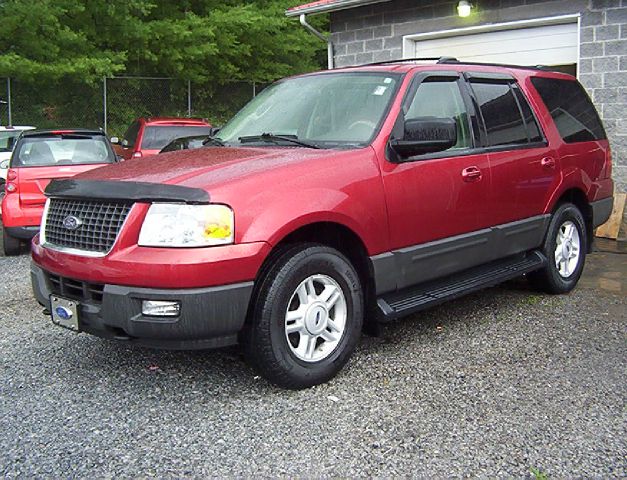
top-left (62, 215), bottom-right (82, 231)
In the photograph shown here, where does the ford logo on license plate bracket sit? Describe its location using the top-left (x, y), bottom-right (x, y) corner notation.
top-left (50, 296), bottom-right (80, 332)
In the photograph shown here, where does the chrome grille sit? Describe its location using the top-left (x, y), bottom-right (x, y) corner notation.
top-left (44, 199), bottom-right (132, 254)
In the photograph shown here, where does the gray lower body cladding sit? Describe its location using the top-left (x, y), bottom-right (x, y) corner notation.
top-left (370, 215), bottom-right (550, 295)
top-left (31, 262), bottom-right (253, 350)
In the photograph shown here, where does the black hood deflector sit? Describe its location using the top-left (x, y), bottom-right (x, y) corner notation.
top-left (45, 179), bottom-right (210, 204)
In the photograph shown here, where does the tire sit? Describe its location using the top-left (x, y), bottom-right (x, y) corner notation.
top-left (244, 243), bottom-right (364, 389)
top-left (2, 227), bottom-right (23, 256)
top-left (528, 203), bottom-right (587, 294)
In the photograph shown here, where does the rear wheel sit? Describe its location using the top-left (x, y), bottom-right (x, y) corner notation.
top-left (2, 227), bottom-right (23, 256)
top-left (244, 244), bottom-right (363, 389)
top-left (529, 203), bottom-right (586, 294)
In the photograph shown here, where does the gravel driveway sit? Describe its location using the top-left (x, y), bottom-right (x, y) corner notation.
top-left (0, 246), bottom-right (625, 478)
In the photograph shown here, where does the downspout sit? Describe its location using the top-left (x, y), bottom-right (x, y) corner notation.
top-left (299, 14), bottom-right (334, 70)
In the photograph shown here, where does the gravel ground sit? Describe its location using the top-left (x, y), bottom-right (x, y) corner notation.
top-left (0, 246), bottom-right (625, 478)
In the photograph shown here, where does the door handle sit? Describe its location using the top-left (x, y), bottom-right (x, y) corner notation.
top-left (541, 157), bottom-right (556, 169)
top-left (461, 166), bottom-right (482, 182)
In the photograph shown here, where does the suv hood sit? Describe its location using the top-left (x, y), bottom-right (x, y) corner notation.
top-left (76, 146), bottom-right (332, 190)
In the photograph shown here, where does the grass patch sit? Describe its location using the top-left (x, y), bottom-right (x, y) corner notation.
top-left (530, 466), bottom-right (549, 480)
top-left (520, 295), bottom-right (542, 306)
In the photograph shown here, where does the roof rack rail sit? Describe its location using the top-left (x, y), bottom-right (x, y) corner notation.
top-left (359, 56), bottom-right (459, 67)
top-left (355, 56), bottom-right (558, 73)
top-left (437, 58), bottom-right (556, 72)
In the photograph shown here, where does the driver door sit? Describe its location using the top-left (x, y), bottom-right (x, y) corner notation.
top-left (379, 72), bottom-right (493, 289)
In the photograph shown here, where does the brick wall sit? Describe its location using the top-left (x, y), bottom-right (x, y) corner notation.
top-left (329, 0), bottom-right (627, 192)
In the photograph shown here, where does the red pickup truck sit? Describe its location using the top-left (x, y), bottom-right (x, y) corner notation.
top-left (31, 59), bottom-right (613, 389)
top-left (111, 117), bottom-right (212, 160)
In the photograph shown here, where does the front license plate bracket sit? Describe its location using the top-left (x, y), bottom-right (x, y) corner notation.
top-left (50, 295), bottom-right (80, 332)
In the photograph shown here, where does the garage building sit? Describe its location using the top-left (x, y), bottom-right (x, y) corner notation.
top-left (286, 0), bottom-right (627, 192)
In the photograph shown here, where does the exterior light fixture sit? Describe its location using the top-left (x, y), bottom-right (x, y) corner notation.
top-left (457, 0), bottom-right (472, 17)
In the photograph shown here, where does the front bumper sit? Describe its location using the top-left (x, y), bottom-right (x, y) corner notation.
top-left (31, 262), bottom-right (253, 350)
top-left (1, 192), bottom-right (45, 229)
top-left (5, 225), bottom-right (39, 240)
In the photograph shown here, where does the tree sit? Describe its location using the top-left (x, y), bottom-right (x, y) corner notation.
top-left (0, 0), bottom-right (328, 83)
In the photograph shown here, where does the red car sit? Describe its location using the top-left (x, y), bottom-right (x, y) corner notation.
top-left (31, 59), bottom-right (613, 389)
top-left (112, 117), bottom-right (213, 160)
top-left (2, 129), bottom-right (117, 255)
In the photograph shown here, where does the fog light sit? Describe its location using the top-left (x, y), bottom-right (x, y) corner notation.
top-left (142, 300), bottom-right (181, 317)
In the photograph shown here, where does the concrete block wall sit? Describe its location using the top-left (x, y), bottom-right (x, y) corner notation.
top-left (329, 0), bottom-right (627, 192)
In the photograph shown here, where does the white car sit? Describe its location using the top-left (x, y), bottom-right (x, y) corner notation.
top-left (0, 126), bottom-right (36, 183)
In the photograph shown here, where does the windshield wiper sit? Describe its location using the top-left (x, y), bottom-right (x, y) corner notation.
top-left (238, 133), bottom-right (321, 149)
top-left (202, 136), bottom-right (226, 147)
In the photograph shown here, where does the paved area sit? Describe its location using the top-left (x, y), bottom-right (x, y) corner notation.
top-left (0, 243), bottom-right (625, 478)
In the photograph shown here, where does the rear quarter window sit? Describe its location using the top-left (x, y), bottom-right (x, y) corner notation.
top-left (530, 77), bottom-right (606, 143)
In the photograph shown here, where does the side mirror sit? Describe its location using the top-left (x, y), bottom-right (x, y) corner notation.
top-left (390, 117), bottom-right (457, 158)
top-left (110, 136), bottom-right (120, 145)
top-left (0, 160), bottom-right (8, 169)
top-left (209, 127), bottom-right (221, 137)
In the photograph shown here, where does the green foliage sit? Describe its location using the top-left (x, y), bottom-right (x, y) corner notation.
top-left (530, 466), bottom-right (549, 480)
top-left (0, 0), bottom-right (327, 83)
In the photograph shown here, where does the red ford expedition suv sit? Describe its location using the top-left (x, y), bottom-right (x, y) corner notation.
top-left (2, 129), bottom-right (117, 255)
top-left (111, 117), bottom-right (213, 160)
top-left (31, 59), bottom-right (614, 389)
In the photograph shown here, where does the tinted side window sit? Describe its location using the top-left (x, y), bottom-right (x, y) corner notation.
top-left (123, 121), bottom-right (141, 148)
top-left (0, 132), bottom-right (21, 153)
top-left (471, 82), bottom-right (528, 146)
top-left (512, 86), bottom-right (543, 143)
top-left (406, 79), bottom-right (472, 149)
top-left (531, 77), bottom-right (606, 143)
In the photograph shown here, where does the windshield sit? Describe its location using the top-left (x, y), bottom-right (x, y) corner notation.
top-left (141, 126), bottom-right (213, 150)
top-left (0, 131), bottom-right (24, 153)
top-left (216, 72), bottom-right (400, 148)
top-left (12, 135), bottom-right (115, 167)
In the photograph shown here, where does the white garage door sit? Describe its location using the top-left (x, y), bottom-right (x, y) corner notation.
top-left (412, 22), bottom-right (578, 66)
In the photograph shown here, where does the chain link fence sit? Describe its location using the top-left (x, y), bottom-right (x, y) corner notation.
top-left (104, 77), bottom-right (191, 137)
top-left (1, 77), bottom-right (268, 136)
top-left (5, 77), bottom-right (103, 130)
top-left (0, 79), bottom-right (11, 126)
top-left (191, 81), bottom-right (268, 128)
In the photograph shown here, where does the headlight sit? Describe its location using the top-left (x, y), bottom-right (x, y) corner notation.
top-left (138, 203), bottom-right (234, 247)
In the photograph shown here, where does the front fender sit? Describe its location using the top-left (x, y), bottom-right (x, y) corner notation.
top-left (238, 187), bottom-right (388, 255)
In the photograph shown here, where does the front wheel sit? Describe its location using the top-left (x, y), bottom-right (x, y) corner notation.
top-left (244, 244), bottom-right (364, 389)
top-left (529, 203), bottom-right (587, 294)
